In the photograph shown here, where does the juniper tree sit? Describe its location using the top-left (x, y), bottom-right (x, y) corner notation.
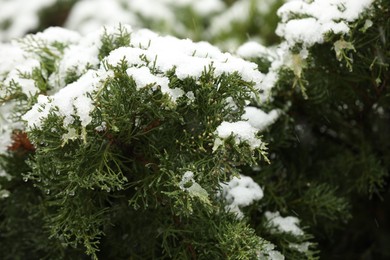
top-left (0, 24), bottom-right (305, 259)
top-left (0, 0), bottom-right (389, 260)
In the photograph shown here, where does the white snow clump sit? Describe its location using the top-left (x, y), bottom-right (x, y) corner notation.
top-left (276, 0), bottom-right (375, 48)
top-left (242, 107), bottom-right (280, 132)
top-left (265, 211), bottom-right (304, 236)
top-left (0, 0), bottom-right (57, 41)
top-left (220, 174), bottom-right (264, 219)
top-left (213, 121), bottom-right (264, 151)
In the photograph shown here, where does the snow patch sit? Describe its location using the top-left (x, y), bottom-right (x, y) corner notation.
top-left (276, 0), bottom-right (375, 47)
top-left (214, 121), bottom-right (263, 150)
top-left (242, 107), bottom-right (280, 131)
top-left (265, 211), bottom-right (304, 236)
top-left (220, 174), bottom-right (263, 218)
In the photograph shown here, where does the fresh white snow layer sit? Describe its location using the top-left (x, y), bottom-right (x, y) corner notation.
top-left (220, 174), bottom-right (263, 218)
top-left (214, 121), bottom-right (263, 150)
top-left (276, 0), bottom-right (374, 47)
top-left (265, 211), bottom-right (304, 236)
top-left (20, 25), bottom-right (272, 137)
top-left (0, 0), bottom-right (57, 41)
top-left (242, 107), bottom-right (280, 131)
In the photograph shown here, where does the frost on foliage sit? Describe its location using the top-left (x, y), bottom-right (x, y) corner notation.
top-left (220, 174), bottom-right (263, 218)
top-left (213, 121), bottom-right (264, 151)
top-left (0, 0), bottom-right (57, 41)
top-left (265, 211), bottom-right (304, 236)
top-left (179, 171), bottom-right (210, 205)
top-left (276, 0), bottom-right (375, 48)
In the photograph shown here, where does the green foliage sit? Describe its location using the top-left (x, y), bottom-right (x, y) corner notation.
top-left (0, 1), bottom-right (389, 260)
top-left (247, 1), bottom-right (390, 258)
top-left (98, 26), bottom-right (131, 61)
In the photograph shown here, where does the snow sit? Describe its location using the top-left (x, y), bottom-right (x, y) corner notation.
top-left (126, 67), bottom-right (166, 90)
top-left (220, 174), bottom-right (264, 219)
top-left (161, 0), bottom-right (225, 16)
top-left (61, 128), bottom-right (78, 144)
top-left (0, 188), bottom-right (10, 199)
top-left (27, 27), bottom-right (81, 45)
top-left (191, 0), bottom-right (225, 17)
top-left (278, 0), bottom-right (374, 23)
top-left (236, 41), bottom-right (271, 60)
top-left (18, 25), bottom-right (269, 132)
top-left (0, 44), bottom-right (26, 79)
top-left (129, 0), bottom-right (176, 23)
top-left (208, 0), bottom-right (283, 49)
top-left (289, 242), bottom-right (311, 253)
top-left (280, 18), bottom-right (325, 46)
top-left (65, 0), bottom-right (227, 37)
top-left (208, 0), bottom-right (251, 37)
top-left (23, 69), bottom-right (112, 130)
top-left (179, 171), bottom-right (209, 203)
top-left (276, 0), bottom-right (375, 47)
top-left (3, 58), bottom-right (41, 97)
top-left (9, 23), bottom-right (275, 160)
top-left (214, 121), bottom-right (263, 150)
top-left (185, 91), bottom-right (195, 101)
top-left (221, 175), bottom-right (264, 206)
top-left (179, 171), bottom-right (196, 191)
top-left (65, 0), bottom-right (139, 36)
top-left (126, 66), bottom-right (185, 102)
top-left (0, 0), bottom-right (57, 41)
top-left (257, 240), bottom-right (285, 260)
top-left (242, 107), bottom-right (280, 131)
top-left (265, 211), bottom-right (304, 236)
top-left (52, 26), bottom-right (124, 89)
top-left (22, 95), bottom-right (52, 130)
top-left (105, 29), bottom-right (264, 88)
top-left (0, 103), bottom-right (16, 154)
top-left (236, 41), bottom-right (288, 96)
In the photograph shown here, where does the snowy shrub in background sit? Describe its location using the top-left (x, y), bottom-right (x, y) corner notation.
top-left (0, 0), bottom-right (284, 50)
top-left (0, 0), bottom-right (57, 41)
top-left (0, 0), bottom-right (389, 259)
top-left (65, 0), bottom-right (225, 40)
top-left (64, 0), bottom-right (285, 50)
top-left (0, 0), bottom-right (76, 42)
